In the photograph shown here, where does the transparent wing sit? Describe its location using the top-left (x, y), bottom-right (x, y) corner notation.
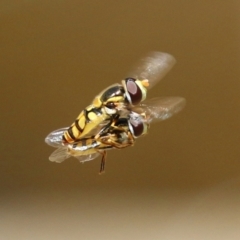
top-left (49, 146), bottom-right (70, 163)
top-left (75, 152), bottom-right (100, 163)
top-left (45, 127), bottom-right (68, 147)
top-left (131, 97), bottom-right (186, 123)
top-left (127, 52), bottom-right (176, 89)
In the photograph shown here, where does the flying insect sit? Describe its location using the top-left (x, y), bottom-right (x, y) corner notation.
top-left (45, 97), bottom-right (186, 173)
top-left (62, 52), bottom-right (176, 144)
top-left (46, 117), bottom-right (134, 173)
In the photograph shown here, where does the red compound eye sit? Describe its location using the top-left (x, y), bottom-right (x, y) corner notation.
top-left (124, 78), bottom-right (142, 105)
top-left (128, 112), bottom-right (144, 137)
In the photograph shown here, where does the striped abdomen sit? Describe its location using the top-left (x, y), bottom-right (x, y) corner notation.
top-left (63, 105), bottom-right (108, 144)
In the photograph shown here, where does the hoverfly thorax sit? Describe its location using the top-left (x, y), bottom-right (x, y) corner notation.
top-left (93, 84), bottom-right (126, 115)
top-left (122, 78), bottom-right (149, 105)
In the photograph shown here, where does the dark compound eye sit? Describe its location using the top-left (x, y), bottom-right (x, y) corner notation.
top-left (128, 114), bottom-right (144, 137)
top-left (124, 78), bottom-right (142, 105)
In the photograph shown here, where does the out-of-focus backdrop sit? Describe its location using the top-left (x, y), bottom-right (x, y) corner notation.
top-left (1, 1), bottom-right (240, 239)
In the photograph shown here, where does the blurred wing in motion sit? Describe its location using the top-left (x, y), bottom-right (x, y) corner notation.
top-left (75, 152), bottom-right (100, 163)
top-left (48, 146), bottom-right (70, 163)
top-left (127, 52), bottom-right (176, 89)
top-left (48, 144), bottom-right (101, 163)
top-left (45, 127), bottom-right (68, 147)
top-left (132, 97), bottom-right (186, 123)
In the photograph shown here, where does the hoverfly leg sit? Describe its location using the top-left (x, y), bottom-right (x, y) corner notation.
top-left (112, 142), bottom-right (133, 149)
top-left (110, 125), bottom-right (128, 134)
top-left (98, 150), bottom-right (107, 174)
top-left (127, 130), bottom-right (135, 143)
top-left (114, 130), bottom-right (135, 149)
top-left (99, 131), bottom-right (135, 149)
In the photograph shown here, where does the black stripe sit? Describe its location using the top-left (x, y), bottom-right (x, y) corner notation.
top-left (84, 109), bottom-right (91, 123)
top-left (99, 145), bottom-right (113, 150)
top-left (62, 135), bottom-right (67, 142)
top-left (75, 119), bottom-right (83, 132)
top-left (91, 108), bottom-right (103, 116)
top-left (68, 127), bottom-right (75, 140)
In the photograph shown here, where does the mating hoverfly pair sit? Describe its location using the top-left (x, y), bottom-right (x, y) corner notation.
top-left (45, 52), bottom-right (186, 173)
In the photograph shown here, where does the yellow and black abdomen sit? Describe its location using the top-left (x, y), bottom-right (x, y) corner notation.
top-left (63, 105), bottom-right (109, 144)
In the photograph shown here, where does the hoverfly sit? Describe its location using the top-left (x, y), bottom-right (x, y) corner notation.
top-left (45, 97), bottom-right (186, 173)
top-left (45, 117), bottom-right (134, 173)
top-left (62, 52), bottom-right (176, 144)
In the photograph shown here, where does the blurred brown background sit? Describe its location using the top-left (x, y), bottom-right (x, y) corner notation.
top-left (1, 1), bottom-right (240, 239)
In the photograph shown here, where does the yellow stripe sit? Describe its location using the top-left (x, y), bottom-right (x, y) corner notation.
top-left (78, 116), bottom-right (85, 130)
top-left (86, 105), bottom-right (93, 111)
top-left (92, 97), bottom-right (102, 108)
top-left (136, 80), bottom-right (147, 102)
top-left (75, 110), bottom-right (84, 120)
top-left (105, 96), bottom-right (124, 103)
top-left (72, 126), bottom-right (79, 138)
top-left (64, 132), bottom-right (73, 143)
